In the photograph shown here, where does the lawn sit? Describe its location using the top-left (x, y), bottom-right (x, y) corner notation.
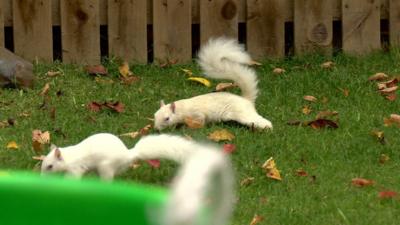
top-left (1, 51), bottom-right (400, 225)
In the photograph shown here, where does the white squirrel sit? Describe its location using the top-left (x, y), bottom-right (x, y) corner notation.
top-left (154, 37), bottom-right (273, 130)
top-left (41, 133), bottom-right (210, 180)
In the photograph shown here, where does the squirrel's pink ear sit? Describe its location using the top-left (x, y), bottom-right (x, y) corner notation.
top-left (160, 100), bottom-right (165, 107)
top-left (170, 102), bottom-right (176, 113)
top-left (54, 148), bottom-right (63, 161)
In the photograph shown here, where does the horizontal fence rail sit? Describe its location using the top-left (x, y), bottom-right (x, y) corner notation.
top-left (0, 0), bottom-right (398, 64)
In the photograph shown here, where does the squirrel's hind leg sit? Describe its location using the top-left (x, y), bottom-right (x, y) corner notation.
top-left (234, 113), bottom-right (273, 130)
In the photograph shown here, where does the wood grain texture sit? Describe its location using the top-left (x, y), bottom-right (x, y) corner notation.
top-left (108, 0), bottom-right (147, 63)
top-left (13, 0), bottom-right (53, 61)
top-left (200, 0), bottom-right (239, 44)
top-left (389, 0), bottom-right (400, 46)
top-left (0, 0), bottom-right (3, 48)
top-left (342, 0), bottom-right (381, 55)
top-left (247, 0), bottom-right (285, 59)
top-left (294, 0), bottom-right (332, 55)
top-left (60, 0), bottom-right (100, 64)
top-left (153, 0), bottom-right (191, 64)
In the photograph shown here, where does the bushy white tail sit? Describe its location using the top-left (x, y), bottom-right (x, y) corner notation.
top-left (198, 37), bottom-right (259, 103)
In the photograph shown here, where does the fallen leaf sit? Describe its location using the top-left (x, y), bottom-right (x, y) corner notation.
top-left (302, 105), bottom-right (312, 115)
top-left (120, 75), bottom-right (140, 85)
top-left (46, 71), bottom-right (62, 77)
top-left (118, 61), bottom-right (133, 78)
top-left (379, 154), bottom-right (390, 164)
top-left (32, 130), bottom-right (50, 153)
top-left (378, 190), bottom-right (398, 199)
top-left (104, 101), bottom-right (125, 113)
top-left (371, 130), bottom-right (385, 144)
top-left (249, 214), bottom-right (264, 225)
top-left (368, 72), bottom-right (388, 81)
top-left (181, 69), bottom-right (193, 76)
top-left (207, 129), bottom-right (235, 142)
top-left (307, 119), bottom-right (338, 129)
top-left (295, 169), bottom-right (308, 177)
top-left (377, 83), bottom-right (386, 90)
top-left (240, 177), bottom-right (255, 186)
top-left (248, 60), bottom-right (262, 66)
top-left (262, 157), bottom-right (282, 181)
top-left (120, 131), bottom-right (140, 139)
top-left (120, 124), bottom-right (152, 139)
top-left (40, 83), bottom-right (50, 96)
top-left (139, 124), bottom-right (152, 136)
top-left (130, 161), bottom-right (141, 169)
top-left (6, 141), bottom-right (18, 150)
top-left (316, 110), bottom-right (339, 119)
top-left (379, 78), bottom-right (398, 88)
top-left (303, 95), bottom-right (317, 102)
top-left (223, 144), bottom-right (236, 154)
top-left (379, 86), bottom-right (398, 94)
top-left (32, 155), bottom-right (45, 161)
top-left (351, 178), bottom-right (374, 187)
top-left (273, 68), bottom-right (285, 74)
top-left (385, 94), bottom-right (397, 101)
top-left (184, 117), bottom-right (204, 129)
top-left (321, 61), bottom-right (334, 69)
top-left (390, 114), bottom-right (400, 123)
top-left (187, 77), bottom-right (211, 87)
top-left (215, 82), bottom-right (238, 92)
top-left (339, 88), bottom-right (349, 97)
top-left (384, 114), bottom-right (400, 127)
top-left (146, 159), bottom-right (160, 168)
top-left (85, 65), bottom-right (108, 75)
top-left (87, 101), bottom-right (103, 112)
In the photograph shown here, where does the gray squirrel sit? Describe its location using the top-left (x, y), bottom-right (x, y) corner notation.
top-left (153, 37), bottom-right (272, 130)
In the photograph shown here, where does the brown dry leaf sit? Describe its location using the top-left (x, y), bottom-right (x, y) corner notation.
top-left (379, 190), bottom-right (398, 199)
top-left (6, 141), bottom-right (19, 150)
top-left (118, 61), bottom-right (133, 78)
top-left (262, 157), bottom-right (282, 181)
top-left (295, 169), bottom-right (308, 177)
top-left (249, 214), bottom-right (264, 225)
top-left (339, 88), bottom-right (349, 97)
top-left (120, 75), bottom-right (140, 85)
top-left (390, 114), bottom-right (400, 123)
top-left (321, 61), bottom-right (334, 69)
top-left (351, 178), bottom-right (374, 187)
top-left (87, 101), bottom-right (103, 112)
top-left (385, 94), bottom-right (397, 101)
top-left (104, 101), bottom-right (125, 113)
top-left (302, 105), bottom-right (312, 115)
top-left (223, 143), bottom-right (236, 154)
top-left (384, 114), bottom-right (400, 127)
top-left (307, 119), bottom-right (338, 129)
top-left (184, 117), bottom-right (204, 129)
top-left (240, 177), bottom-right (255, 187)
top-left (85, 65), bottom-right (108, 75)
top-left (303, 95), bottom-right (317, 102)
top-left (40, 83), bottom-right (50, 96)
top-left (380, 78), bottom-right (398, 88)
top-left (215, 82), bottom-right (238, 92)
top-left (377, 83), bottom-right (387, 90)
top-left (379, 154), bottom-right (390, 164)
top-left (273, 68), bottom-right (285, 74)
top-left (32, 130), bottom-right (50, 144)
top-left (316, 110), bottom-right (339, 119)
top-left (379, 86), bottom-right (398, 94)
top-left (368, 72), bottom-right (389, 81)
top-left (207, 129), bottom-right (235, 142)
top-left (46, 71), bottom-right (62, 77)
top-left (18, 112), bottom-right (31, 117)
top-left (139, 124), bottom-right (152, 136)
top-left (120, 124), bottom-right (152, 139)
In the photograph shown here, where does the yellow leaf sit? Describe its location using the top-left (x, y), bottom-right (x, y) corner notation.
top-left (184, 117), bottom-right (204, 129)
top-left (249, 214), bottom-right (264, 225)
top-left (302, 105), bottom-right (312, 115)
top-left (207, 129), bottom-right (235, 142)
top-left (187, 77), bottom-right (211, 87)
top-left (118, 61), bottom-right (132, 78)
top-left (181, 69), bottom-right (193, 76)
top-left (6, 141), bottom-right (19, 150)
top-left (262, 157), bottom-right (282, 181)
top-left (379, 154), bottom-right (390, 164)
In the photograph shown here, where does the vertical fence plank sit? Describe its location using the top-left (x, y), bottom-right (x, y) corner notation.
top-left (0, 0), bottom-right (3, 48)
top-left (389, 0), bottom-right (400, 47)
top-left (12, 0), bottom-right (53, 61)
top-left (61, 0), bottom-right (100, 64)
top-left (108, 0), bottom-right (147, 64)
top-left (200, 0), bottom-right (239, 44)
top-left (294, 0), bottom-right (332, 55)
top-left (153, 0), bottom-right (191, 64)
top-left (247, 0), bottom-right (285, 59)
top-left (342, 0), bottom-right (381, 55)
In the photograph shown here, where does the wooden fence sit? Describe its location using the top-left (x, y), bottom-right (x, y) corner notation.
top-left (0, 0), bottom-right (399, 64)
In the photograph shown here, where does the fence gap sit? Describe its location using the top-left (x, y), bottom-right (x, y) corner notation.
top-left (53, 26), bottom-right (62, 61)
top-left (381, 19), bottom-right (390, 51)
top-left (100, 25), bottom-right (108, 60)
top-left (192, 23), bottom-right (200, 59)
top-left (332, 20), bottom-right (342, 55)
top-left (4, 27), bottom-right (13, 52)
top-left (285, 22), bottom-right (294, 56)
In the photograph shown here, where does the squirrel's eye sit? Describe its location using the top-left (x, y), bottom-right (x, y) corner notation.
top-left (164, 117), bottom-right (170, 121)
top-left (46, 165), bottom-right (53, 170)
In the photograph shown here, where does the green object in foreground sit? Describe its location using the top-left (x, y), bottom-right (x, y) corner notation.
top-left (0, 171), bottom-right (168, 225)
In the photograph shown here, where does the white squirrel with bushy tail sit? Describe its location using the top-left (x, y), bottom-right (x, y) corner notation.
top-left (41, 133), bottom-right (213, 180)
top-left (154, 37), bottom-right (272, 130)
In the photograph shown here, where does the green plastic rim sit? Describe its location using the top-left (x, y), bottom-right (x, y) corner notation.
top-left (0, 171), bottom-right (168, 225)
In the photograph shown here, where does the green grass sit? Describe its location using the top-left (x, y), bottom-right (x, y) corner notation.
top-left (1, 51), bottom-right (400, 224)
